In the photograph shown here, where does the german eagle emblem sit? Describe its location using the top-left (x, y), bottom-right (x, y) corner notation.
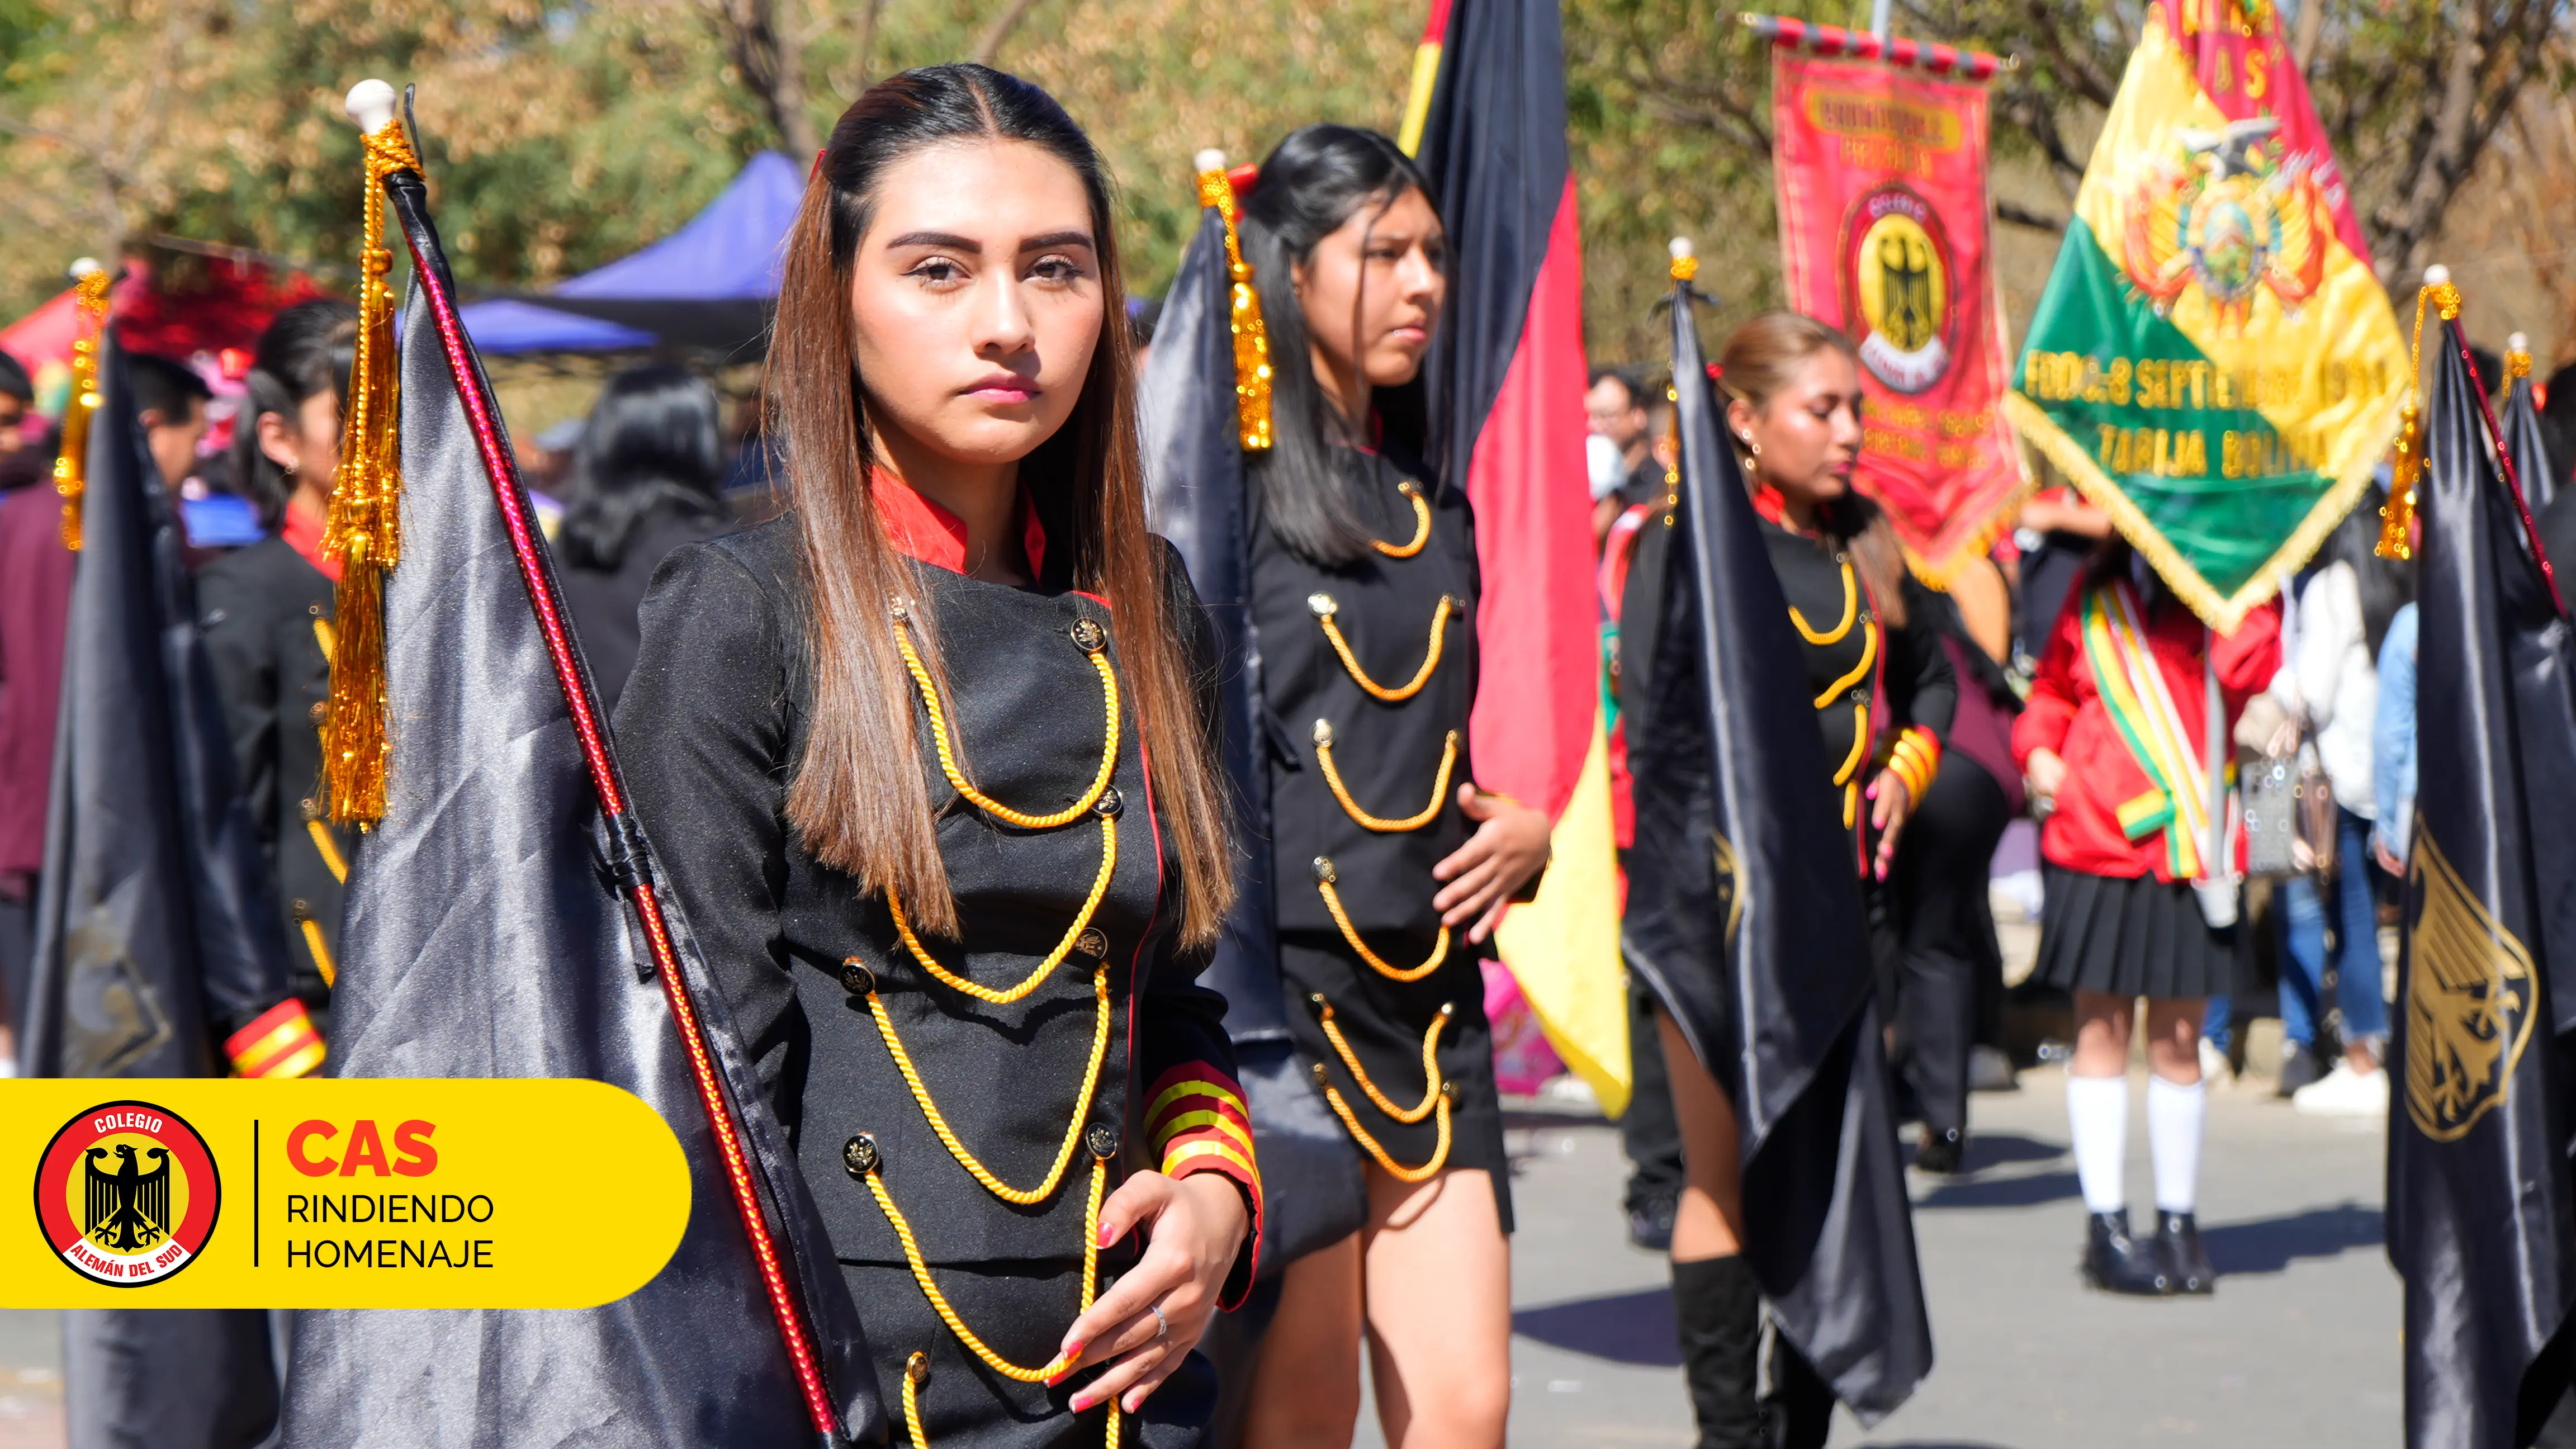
top-left (2403, 833), bottom-right (2537, 1142)
top-left (2117, 116), bottom-right (2329, 331)
top-left (83, 1143), bottom-right (173, 1254)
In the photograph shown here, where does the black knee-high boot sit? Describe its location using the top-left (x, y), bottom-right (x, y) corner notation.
top-left (1672, 1254), bottom-right (1765, 1449)
top-left (1764, 1332), bottom-right (1837, 1449)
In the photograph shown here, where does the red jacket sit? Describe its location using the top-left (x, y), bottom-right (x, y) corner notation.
top-left (2012, 581), bottom-right (2280, 882)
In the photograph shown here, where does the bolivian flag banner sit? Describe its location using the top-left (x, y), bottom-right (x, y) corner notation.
top-left (2004, 0), bottom-right (2407, 630)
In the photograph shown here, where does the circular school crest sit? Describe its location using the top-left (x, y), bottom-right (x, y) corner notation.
top-left (1841, 183), bottom-right (1955, 396)
top-left (32, 1100), bottom-right (220, 1287)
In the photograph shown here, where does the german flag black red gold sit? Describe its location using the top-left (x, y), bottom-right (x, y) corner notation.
top-left (1403, 0), bottom-right (1631, 1114)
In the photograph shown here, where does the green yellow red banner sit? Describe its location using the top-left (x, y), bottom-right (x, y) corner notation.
top-left (1772, 46), bottom-right (2025, 584)
top-left (2005, 0), bottom-right (2407, 631)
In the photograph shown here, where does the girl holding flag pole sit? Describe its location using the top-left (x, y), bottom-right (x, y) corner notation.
top-left (1221, 125), bottom-right (1549, 1448)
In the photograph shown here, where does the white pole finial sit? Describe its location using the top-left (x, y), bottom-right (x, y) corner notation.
top-left (345, 80), bottom-right (400, 136)
top-left (1194, 149), bottom-right (1228, 174)
top-left (2510, 332), bottom-right (2530, 352)
top-left (2423, 263), bottom-right (2451, 287)
top-left (1669, 237), bottom-right (1695, 261)
top-left (67, 257), bottom-right (102, 279)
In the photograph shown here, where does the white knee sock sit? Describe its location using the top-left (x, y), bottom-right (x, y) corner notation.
top-left (2148, 1076), bottom-right (2206, 1214)
top-left (2064, 1074), bottom-right (2128, 1214)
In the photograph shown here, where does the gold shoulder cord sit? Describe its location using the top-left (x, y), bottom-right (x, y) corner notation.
top-left (1308, 590), bottom-right (1455, 703)
top-left (1793, 558), bottom-right (1879, 829)
top-left (864, 606), bottom-right (1129, 1449)
top-left (1308, 997), bottom-right (1455, 1182)
top-left (1372, 480), bottom-right (1434, 558)
top-left (1313, 719), bottom-right (1458, 832)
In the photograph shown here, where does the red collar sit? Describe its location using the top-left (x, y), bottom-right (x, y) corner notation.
top-left (874, 475), bottom-right (1048, 579)
top-left (1751, 482), bottom-right (1793, 531)
top-left (281, 493), bottom-right (340, 583)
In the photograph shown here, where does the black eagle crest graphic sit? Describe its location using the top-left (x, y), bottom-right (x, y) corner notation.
top-left (83, 1143), bottom-right (172, 1254)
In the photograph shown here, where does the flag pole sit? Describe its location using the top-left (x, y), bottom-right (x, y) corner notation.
top-left (342, 79), bottom-right (846, 1445)
top-left (2418, 263), bottom-right (2566, 616)
top-left (1736, 12), bottom-right (2013, 78)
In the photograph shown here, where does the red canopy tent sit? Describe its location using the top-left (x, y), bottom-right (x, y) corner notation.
top-left (0, 255), bottom-right (332, 422)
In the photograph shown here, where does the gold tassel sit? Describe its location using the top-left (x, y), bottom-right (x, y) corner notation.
top-left (2376, 269), bottom-right (2462, 562)
top-left (319, 121), bottom-right (423, 828)
top-left (1194, 155), bottom-right (1272, 452)
top-left (51, 262), bottom-right (112, 552)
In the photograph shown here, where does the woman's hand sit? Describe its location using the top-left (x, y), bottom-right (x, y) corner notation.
top-left (1433, 787), bottom-right (1553, 943)
top-left (2024, 747), bottom-right (2067, 817)
top-left (1052, 1171), bottom-right (1248, 1415)
top-left (1866, 768), bottom-right (1916, 880)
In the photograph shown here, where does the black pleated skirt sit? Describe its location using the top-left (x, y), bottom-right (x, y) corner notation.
top-left (2034, 865), bottom-right (2236, 1000)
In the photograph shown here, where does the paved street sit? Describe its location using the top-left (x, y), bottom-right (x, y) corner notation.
top-left (1470, 1065), bottom-right (2397, 1449)
top-left (0, 1064), bottom-right (2393, 1448)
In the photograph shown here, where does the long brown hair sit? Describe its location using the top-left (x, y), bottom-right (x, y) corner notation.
top-left (1716, 310), bottom-right (1908, 627)
top-left (766, 63), bottom-right (1232, 946)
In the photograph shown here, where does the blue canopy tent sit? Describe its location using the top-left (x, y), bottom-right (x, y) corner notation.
top-left (460, 150), bottom-right (803, 357)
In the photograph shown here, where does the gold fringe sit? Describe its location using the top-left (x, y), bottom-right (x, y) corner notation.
top-left (320, 122), bottom-right (422, 829)
top-left (2001, 388), bottom-right (2399, 634)
top-left (1195, 166), bottom-right (1273, 452)
top-left (51, 267), bottom-right (112, 552)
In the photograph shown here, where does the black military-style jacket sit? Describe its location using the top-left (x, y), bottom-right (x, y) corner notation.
top-left (199, 536), bottom-right (346, 1011)
top-left (617, 514), bottom-right (1254, 1298)
top-left (1756, 515), bottom-right (1957, 866)
top-left (1251, 444), bottom-right (1481, 938)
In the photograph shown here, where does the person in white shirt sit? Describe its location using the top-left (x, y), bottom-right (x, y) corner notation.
top-left (2265, 504), bottom-right (2412, 1115)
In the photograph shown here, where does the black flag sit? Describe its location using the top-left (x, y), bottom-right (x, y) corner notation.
top-left (278, 126), bottom-right (881, 1447)
top-left (2504, 353), bottom-right (2559, 516)
top-left (1140, 192), bottom-right (1366, 1271)
top-left (1621, 269), bottom-right (1931, 1420)
top-left (27, 333), bottom-right (314, 1447)
top-left (2387, 311), bottom-right (2576, 1449)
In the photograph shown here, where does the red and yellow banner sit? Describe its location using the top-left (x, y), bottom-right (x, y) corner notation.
top-left (1772, 45), bottom-right (2024, 583)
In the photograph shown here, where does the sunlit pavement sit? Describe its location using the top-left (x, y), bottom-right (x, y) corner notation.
top-left (1419, 1066), bottom-right (2396, 1449)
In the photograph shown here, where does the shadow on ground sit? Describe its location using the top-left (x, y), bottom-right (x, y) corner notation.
top-left (1511, 1286), bottom-right (1679, 1367)
top-left (1957, 1131), bottom-right (2065, 1170)
top-left (2202, 1201), bottom-right (2382, 1276)
top-left (1914, 1169), bottom-right (2081, 1210)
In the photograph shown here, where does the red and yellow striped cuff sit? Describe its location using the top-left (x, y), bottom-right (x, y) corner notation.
top-left (1884, 726), bottom-right (1942, 806)
top-left (1145, 1062), bottom-right (1261, 1305)
top-left (225, 999), bottom-right (326, 1079)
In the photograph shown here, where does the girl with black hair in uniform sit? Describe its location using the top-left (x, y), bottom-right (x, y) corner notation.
top-left (1225, 124), bottom-right (1550, 1449)
top-left (201, 299), bottom-right (363, 1026)
top-left (615, 65), bottom-right (1255, 1447)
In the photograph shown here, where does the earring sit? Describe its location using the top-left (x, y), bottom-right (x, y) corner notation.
top-left (1740, 435), bottom-right (1760, 458)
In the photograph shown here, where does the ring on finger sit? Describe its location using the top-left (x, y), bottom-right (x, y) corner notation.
top-left (1149, 1304), bottom-right (1168, 1341)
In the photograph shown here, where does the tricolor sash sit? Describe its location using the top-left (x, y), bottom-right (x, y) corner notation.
top-left (2082, 580), bottom-right (2212, 879)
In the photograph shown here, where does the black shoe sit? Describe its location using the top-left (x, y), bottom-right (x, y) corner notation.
top-left (1629, 1191), bottom-right (1679, 1252)
top-left (1914, 1128), bottom-right (1967, 1175)
top-left (2081, 1211), bottom-right (2174, 1296)
top-left (2157, 1211), bottom-right (2217, 1295)
top-left (1673, 1256), bottom-right (1765, 1449)
top-left (2276, 1041), bottom-right (2325, 1097)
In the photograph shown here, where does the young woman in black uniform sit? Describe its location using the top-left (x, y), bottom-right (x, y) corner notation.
top-left (615, 66), bottom-right (1254, 1447)
top-left (1228, 126), bottom-right (1550, 1449)
top-left (201, 300), bottom-right (363, 1026)
top-left (1649, 312), bottom-right (1953, 1448)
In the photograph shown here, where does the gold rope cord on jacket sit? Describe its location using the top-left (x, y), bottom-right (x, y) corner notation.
top-left (1310, 1045), bottom-right (1453, 1183)
top-left (306, 617), bottom-right (350, 886)
top-left (294, 905), bottom-right (337, 988)
top-left (887, 815), bottom-right (1116, 1005)
top-left (1313, 720), bottom-right (1457, 832)
top-left (1313, 996), bottom-right (1451, 1124)
top-left (896, 609), bottom-right (1120, 830)
top-left (1789, 558), bottom-right (1858, 645)
top-left (1307, 591), bottom-right (1453, 703)
top-left (866, 1157), bottom-right (1113, 1425)
top-left (1370, 481), bottom-right (1433, 559)
top-left (1312, 856), bottom-right (1450, 982)
top-left (1835, 702), bottom-right (1870, 829)
top-left (1812, 619), bottom-right (1878, 709)
top-left (853, 959), bottom-right (1114, 1205)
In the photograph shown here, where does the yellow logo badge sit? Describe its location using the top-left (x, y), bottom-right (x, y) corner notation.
top-left (2404, 832), bottom-right (2537, 1142)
